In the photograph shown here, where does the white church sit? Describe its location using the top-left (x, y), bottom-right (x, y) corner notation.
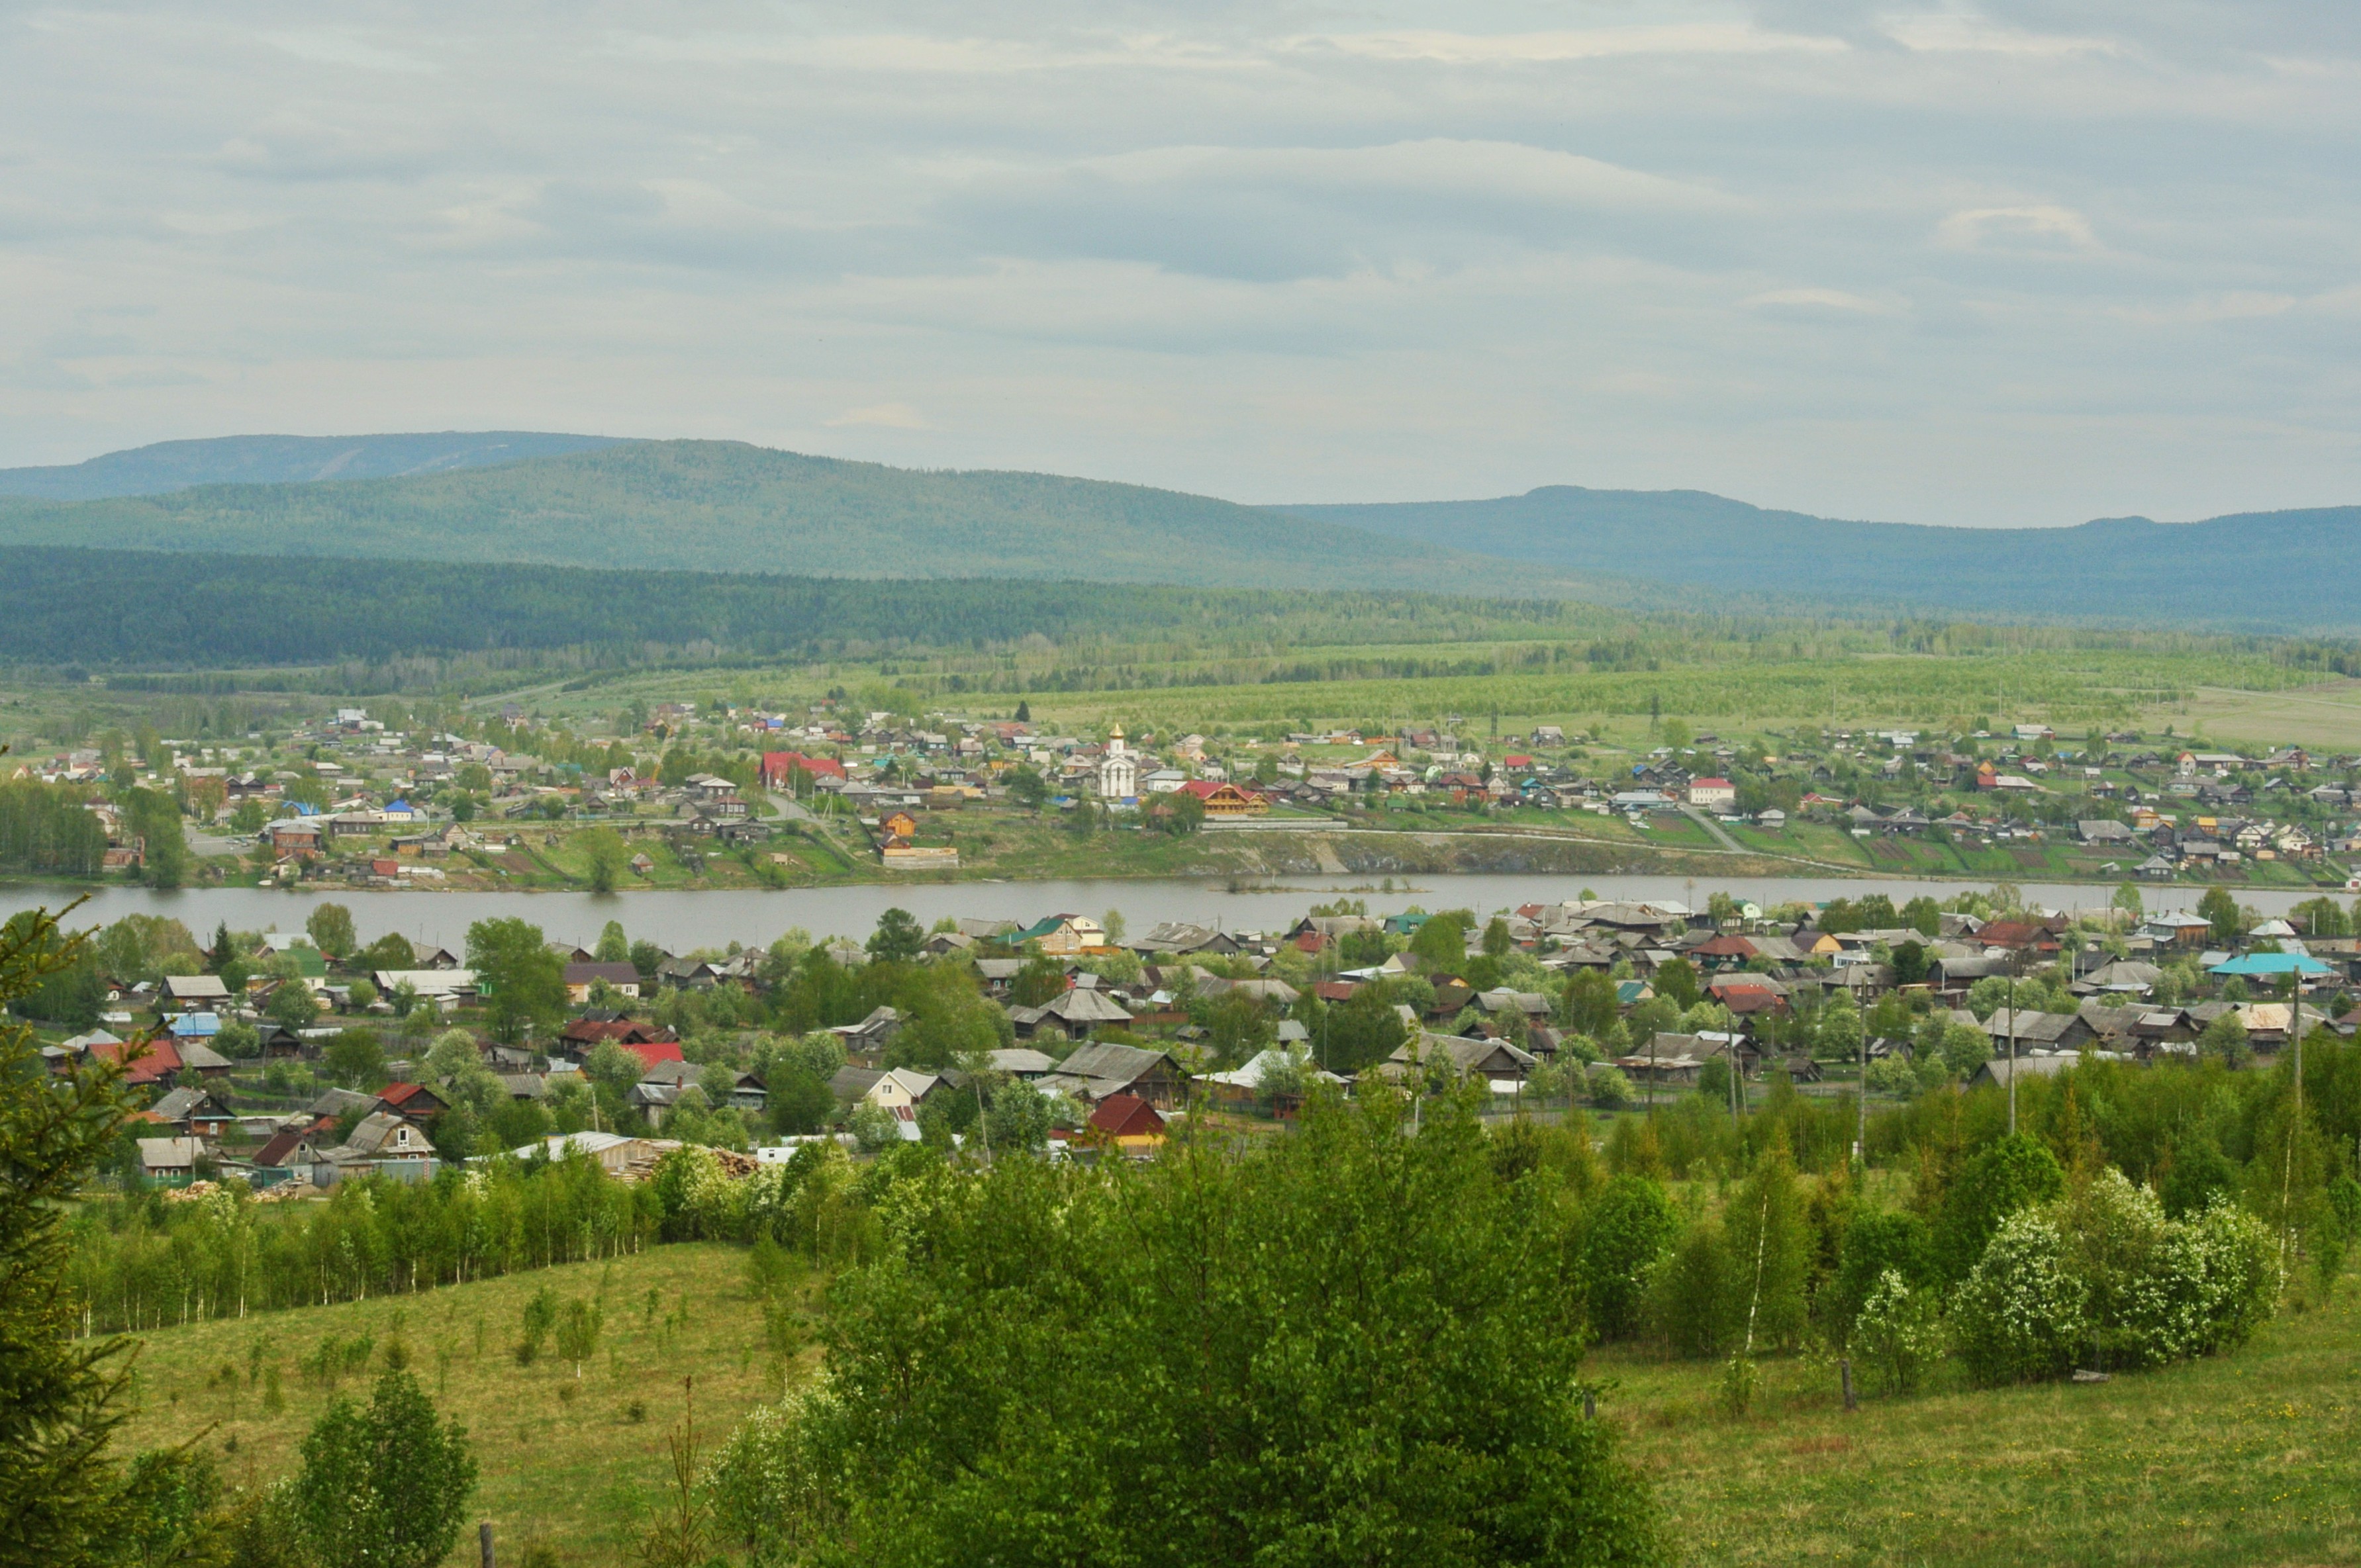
top-left (1096, 727), bottom-right (1138, 805)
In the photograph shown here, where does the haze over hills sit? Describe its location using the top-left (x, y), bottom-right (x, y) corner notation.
top-left (0, 439), bottom-right (1653, 604)
top-left (1, 433), bottom-right (2354, 630)
top-left (0, 431), bottom-right (622, 500)
top-left (1281, 488), bottom-right (2361, 631)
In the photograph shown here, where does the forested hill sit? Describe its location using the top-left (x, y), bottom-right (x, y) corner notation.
top-left (0, 440), bottom-right (1641, 602)
top-left (1280, 488), bottom-right (2361, 631)
top-left (0, 431), bottom-right (622, 500)
top-left (0, 544), bottom-right (1633, 670)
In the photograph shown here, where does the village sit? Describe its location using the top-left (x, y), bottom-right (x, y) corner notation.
top-left (14, 694), bottom-right (2361, 892)
top-left (36, 858), bottom-right (2348, 1196)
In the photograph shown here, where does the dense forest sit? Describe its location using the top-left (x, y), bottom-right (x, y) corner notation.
top-left (0, 439), bottom-right (1643, 600)
top-left (3, 432), bottom-right (2356, 627)
top-left (3, 546), bottom-right (2349, 712)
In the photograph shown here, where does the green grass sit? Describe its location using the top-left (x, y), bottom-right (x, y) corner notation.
top-left (1604, 1281), bottom-right (2361, 1566)
top-left (114, 1243), bottom-right (814, 1563)
top-left (111, 1233), bottom-right (2361, 1565)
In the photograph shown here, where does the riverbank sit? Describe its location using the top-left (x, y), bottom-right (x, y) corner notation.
top-left (17, 812), bottom-right (2344, 900)
top-left (1, 869), bottom-right (2329, 955)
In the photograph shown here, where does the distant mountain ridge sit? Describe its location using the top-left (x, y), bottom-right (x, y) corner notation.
top-left (0, 439), bottom-right (1653, 604)
top-left (1, 434), bottom-right (2353, 629)
top-left (0, 431), bottom-right (622, 500)
top-left (1280, 486), bottom-right (2361, 631)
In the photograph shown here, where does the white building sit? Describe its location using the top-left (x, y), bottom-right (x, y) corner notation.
top-left (1097, 727), bottom-right (1137, 803)
top-left (1687, 777), bottom-right (1737, 808)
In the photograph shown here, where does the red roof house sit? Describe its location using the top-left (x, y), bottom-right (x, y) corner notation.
top-left (1085, 1093), bottom-right (1167, 1144)
top-left (91, 1037), bottom-right (181, 1086)
top-left (760, 751), bottom-right (847, 789)
top-left (374, 1082), bottom-right (450, 1123)
top-left (616, 1038), bottom-right (686, 1072)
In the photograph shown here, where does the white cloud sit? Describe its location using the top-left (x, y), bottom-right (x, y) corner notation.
top-left (0, 1), bottom-right (2358, 526)
top-left (1880, 13), bottom-right (2123, 58)
top-left (1298, 24), bottom-right (1847, 64)
top-left (257, 30), bottom-right (438, 74)
top-left (826, 402), bottom-right (931, 429)
top-left (1741, 287), bottom-right (1902, 314)
top-left (1935, 204), bottom-right (2101, 254)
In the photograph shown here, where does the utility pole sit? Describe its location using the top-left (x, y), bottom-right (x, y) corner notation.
top-left (2006, 965), bottom-right (2018, 1136)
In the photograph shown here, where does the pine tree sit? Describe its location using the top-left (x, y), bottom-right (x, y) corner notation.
top-left (0, 907), bottom-right (144, 1567)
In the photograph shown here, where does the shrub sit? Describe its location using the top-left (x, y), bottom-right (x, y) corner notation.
top-left (2160, 1143), bottom-right (2238, 1221)
top-left (1951, 1210), bottom-right (2087, 1385)
top-left (1574, 1176), bottom-right (1678, 1340)
top-left (1953, 1181), bottom-right (2280, 1386)
top-left (1649, 1221), bottom-right (1738, 1359)
top-left (1853, 1268), bottom-right (1941, 1396)
top-left (650, 1145), bottom-right (748, 1241)
top-left (1934, 1133), bottom-right (2066, 1284)
top-left (291, 1370), bottom-right (476, 1568)
top-left (1588, 1066), bottom-right (1635, 1109)
top-left (1827, 1209), bottom-right (1935, 1344)
top-left (704, 1385), bottom-right (848, 1565)
top-left (1723, 1144), bottom-right (1811, 1353)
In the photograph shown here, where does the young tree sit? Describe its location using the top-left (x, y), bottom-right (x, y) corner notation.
top-left (1481, 916), bottom-right (1514, 958)
top-left (305, 902), bottom-right (357, 961)
top-left (865, 907), bottom-right (926, 966)
top-left (1574, 1175), bottom-right (1678, 1340)
top-left (767, 1066), bottom-right (836, 1137)
top-left (266, 980), bottom-right (319, 1032)
top-left (322, 1029), bottom-right (389, 1090)
top-left (1559, 968), bottom-right (1621, 1039)
top-left (1934, 1133), bottom-right (2066, 1283)
top-left (1814, 990), bottom-right (1863, 1061)
top-left (1004, 764), bottom-right (1048, 811)
top-left (629, 939), bottom-right (667, 985)
top-left (1891, 939), bottom-right (1930, 986)
top-left (555, 1298), bottom-right (604, 1380)
top-left (728, 1087), bottom-right (1661, 1564)
top-left (577, 828), bottom-right (629, 894)
top-left (596, 919), bottom-right (631, 964)
top-left (1725, 1143), bottom-right (1812, 1352)
top-left (1407, 910), bottom-right (1473, 968)
top-left (291, 1370), bottom-right (477, 1568)
top-left (2199, 885), bottom-right (2244, 944)
top-left (1653, 956), bottom-right (1702, 1011)
top-left (2198, 1011), bottom-right (2250, 1068)
top-left (467, 917), bottom-right (565, 1044)
top-left (357, 930), bottom-right (414, 976)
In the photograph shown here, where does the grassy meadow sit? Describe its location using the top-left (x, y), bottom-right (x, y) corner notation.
top-left (110, 1232), bottom-right (2361, 1566)
top-left (115, 1242), bottom-right (819, 1563)
top-left (1608, 1281), bottom-right (2361, 1567)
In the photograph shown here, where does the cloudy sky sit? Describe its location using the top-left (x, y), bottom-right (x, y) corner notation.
top-left (4, 1), bottom-right (2358, 524)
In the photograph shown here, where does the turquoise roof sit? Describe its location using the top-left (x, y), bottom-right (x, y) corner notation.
top-left (2209, 952), bottom-right (2333, 977)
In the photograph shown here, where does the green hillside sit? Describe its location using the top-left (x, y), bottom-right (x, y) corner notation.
top-left (111, 1216), bottom-right (2361, 1567)
top-left (1282, 486), bottom-right (2361, 631)
top-left (0, 440), bottom-right (1647, 601)
top-left (0, 430), bottom-right (619, 500)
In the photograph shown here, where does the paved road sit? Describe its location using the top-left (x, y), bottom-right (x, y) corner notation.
top-left (1679, 804), bottom-right (1746, 853)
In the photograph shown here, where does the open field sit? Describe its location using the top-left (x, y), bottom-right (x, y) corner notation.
top-left (2179, 679), bottom-right (2361, 755)
top-left (112, 1242), bottom-right (817, 1563)
top-left (110, 1230), bottom-right (2360, 1566)
top-left (1609, 1281), bottom-right (2361, 1567)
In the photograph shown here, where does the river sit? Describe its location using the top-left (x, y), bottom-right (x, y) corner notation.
top-left (0, 873), bottom-right (2316, 952)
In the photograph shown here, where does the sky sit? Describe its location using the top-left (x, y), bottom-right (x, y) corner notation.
top-left (3, 1), bottom-right (2359, 525)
